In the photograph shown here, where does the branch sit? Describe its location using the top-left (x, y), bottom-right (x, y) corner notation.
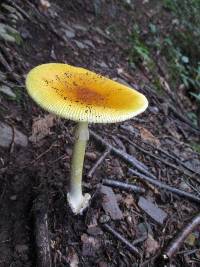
top-left (33, 186), bottom-right (52, 267)
top-left (163, 213), bottom-right (200, 260)
top-left (90, 130), bottom-right (156, 179)
top-left (119, 134), bottom-right (200, 183)
top-left (129, 168), bottom-right (200, 204)
top-left (102, 179), bottom-right (145, 194)
top-left (87, 148), bottom-right (111, 178)
top-left (102, 223), bottom-right (141, 258)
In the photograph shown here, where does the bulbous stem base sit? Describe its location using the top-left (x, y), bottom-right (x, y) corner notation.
top-left (67, 192), bottom-right (91, 214)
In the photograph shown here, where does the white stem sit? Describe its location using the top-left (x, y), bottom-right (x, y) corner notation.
top-left (67, 121), bottom-right (91, 214)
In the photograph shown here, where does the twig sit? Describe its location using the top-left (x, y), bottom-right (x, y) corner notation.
top-left (24, 0), bottom-right (68, 44)
top-left (102, 223), bottom-right (141, 258)
top-left (112, 135), bottom-right (126, 151)
top-left (0, 50), bottom-right (12, 72)
top-left (102, 179), bottom-right (145, 194)
top-left (129, 168), bottom-right (200, 204)
top-left (90, 130), bottom-right (157, 179)
top-left (87, 148), bottom-right (111, 178)
top-left (169, 105), bottom-right (200, 134)
top-left (6, 0), bottom-right (32, 21)
top-left (8, 123), bottom-right (15, 154)
top-left (31, 142), bottom-right (56, 164)
top-left (0, 46), bottom-right (22, 84)
top-left (33, 184), bottom-right (52, 267)
top-left (163, 213), bottom-right (200, 260)
top-left (118, 134), bottom-right (198, 180)
top-left (120, 124), bottom-right (200, 176)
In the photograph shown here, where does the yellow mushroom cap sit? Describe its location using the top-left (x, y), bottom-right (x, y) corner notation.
top-left (26, 63), bottom-right (148, 123)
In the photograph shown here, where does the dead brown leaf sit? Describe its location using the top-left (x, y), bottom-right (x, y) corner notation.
top-left (123, 194), bottom-right (135, 208)
top-left (81, 234), bottom-right (101, 257)
top-left (138, 126), bottom-right (160, 147)
top-left (67, 247), bottom-right (79, 267)
top-left (29, 114), bottom-right (56, 143)
top-left (144, 234), bottom-right (159, 257)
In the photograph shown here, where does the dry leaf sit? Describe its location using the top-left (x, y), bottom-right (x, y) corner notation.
top-left (29, 114), bottom-right (56, 143)
top-left (184, 232), bottom-right (198, 246)
top-left (123, 194), bottom-right (135, 208)
top-left (67, 247), bottom-right (79, 267)
top-left (144, 234), bottom-right (159, 257)
top-left (81, 234), bottom-right (101, 257)
top-left (159, 76), bottom-right (171, 94)
top-left (138, 127), bottom-right (160, 147)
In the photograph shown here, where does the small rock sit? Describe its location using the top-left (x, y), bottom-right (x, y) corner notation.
top-left (10, 195), bottom-right (17, 201)
top-left (138, 197), bottom-right (167, 225)
top-left (0, 85), bottom-right (16, 98)
top-left (97, 61), bottom-right (108, 68)
top-left (83, 39), bottom-right (95, 49)
top-left (73, 24), bottom-right (88, 32)
top-left (64, 28), bottom-right (75, 39)
top-left (0, 122), bottom-right (28, 148)
top-left (99, 214), bottom-right (110, 224)
top-left (128, 144), bottom-right (137, 155)
top-left (74, 40), bottom-right (87, 49)
top-left (149, 106), bottom-right (159, 114)
top-left (99, 185), bottom-right (123, 220)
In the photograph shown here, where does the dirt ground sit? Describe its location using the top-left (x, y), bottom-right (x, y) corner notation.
top-left (0, 1), bottom-right (200, 266)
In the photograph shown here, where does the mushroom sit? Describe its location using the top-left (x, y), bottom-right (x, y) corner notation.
top-left (26, 63), bottom-right (148, 214)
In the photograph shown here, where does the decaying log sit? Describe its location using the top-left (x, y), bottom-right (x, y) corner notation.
top-left (33, 187), bottom-right (52, 267)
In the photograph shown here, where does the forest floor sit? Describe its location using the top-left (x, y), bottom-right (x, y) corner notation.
top-left (0, 0), bottom-right (200, 266)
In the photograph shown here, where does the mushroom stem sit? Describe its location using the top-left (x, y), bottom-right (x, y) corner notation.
top-left (67, 121), bottom-right (91, 214)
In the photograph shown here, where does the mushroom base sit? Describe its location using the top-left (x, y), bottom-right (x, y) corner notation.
top-left (67, 192), bottom-right (91, 215)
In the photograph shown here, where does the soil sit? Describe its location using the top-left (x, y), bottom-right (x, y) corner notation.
top-left (0, 1), bottom-right (200, 266)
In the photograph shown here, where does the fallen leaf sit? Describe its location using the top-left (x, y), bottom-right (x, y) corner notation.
top-left (81, 234), bottom-right (101, 257)
top-left (184, 232), bottom-right (199, 246)
top-left (144, 234), bottom-right (159, 257)
top-left (164, 120), bottom-right (181, 140)
top-left (67, 247), bottom-right (79, 267)
top-left (29, 114), bottom-right (56, 143)
top-left (159, 76), bottom-right (172, 94)
top-left (123, 194), bottom-right (135, 208)
top-left (138, 127), bottom-right (160, 147)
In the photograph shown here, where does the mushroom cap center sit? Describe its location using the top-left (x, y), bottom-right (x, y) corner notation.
top-left (76, 86), bottom-right (106, 106)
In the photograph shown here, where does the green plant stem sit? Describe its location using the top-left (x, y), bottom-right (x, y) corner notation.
top-left (69, 121), bottom-right (89, 206)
